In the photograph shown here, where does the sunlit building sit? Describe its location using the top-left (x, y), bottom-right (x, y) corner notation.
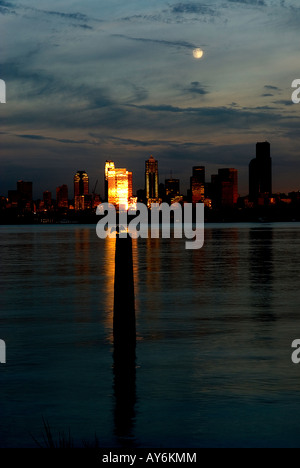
top-left (104, 160), bottom-right (115, 202)
top-left (107, 166), bottom-right (133, 211)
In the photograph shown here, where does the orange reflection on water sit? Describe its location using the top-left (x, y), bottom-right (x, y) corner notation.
top-left (103, 237), bottom-right (116, 344)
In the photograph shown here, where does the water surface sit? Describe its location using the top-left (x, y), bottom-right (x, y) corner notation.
top-left (0, 223), bottom-right (300, 448)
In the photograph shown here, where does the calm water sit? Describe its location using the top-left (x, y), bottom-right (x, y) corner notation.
top-left (1, 223), bottom-right (300, 448)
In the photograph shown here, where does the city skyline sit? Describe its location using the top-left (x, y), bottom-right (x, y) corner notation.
top-left (1, 1), bottom-right (300, 198)
top-left (3, 142), bottom-right (297, 206)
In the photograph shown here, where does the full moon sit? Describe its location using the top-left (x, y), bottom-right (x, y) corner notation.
top-left (193, 48), bottom-right (204, 59)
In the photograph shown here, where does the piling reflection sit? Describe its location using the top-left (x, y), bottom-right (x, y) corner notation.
top-left (113, 235), bottom-right (137, 446)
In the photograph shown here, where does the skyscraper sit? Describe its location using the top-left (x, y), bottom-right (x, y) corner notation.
top-left (249, 142), bottom-right (272, 202)
top-left (56, 185), bottom-right (69, 209)
top-left (165, 179), bottom-right (180, 199)
top-left (211, 169), bottom-right (238, 208)
top-left (190, 166), bottom-right (205, 204)
top-left (43, 191), bottom-right (52, 207)
top-left (219, 168), bottom-right (238, 207)
top-left (17, 180), bottom-right (32, 202)
top-left (17, 180), bottom-right (33, 211)
top-left (74, 171), bottom-right (89, 210)
top-left (107, 166), bottom-right (132, 211)
top-left (145, 155), bottom-right (159, 205)
top-left (105, 160), bottom-right (115, 202)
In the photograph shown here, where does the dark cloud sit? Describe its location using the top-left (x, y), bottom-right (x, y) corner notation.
top-left (0, 0), bottom-right (16, 15)
top-left (0, 1), bottom-right (100, 27)
top-left (264, 85), bottom-right (281, 91)
top-left (171, 3), bottom-right (217, 15)
top-left (273, 100), bottom-right (294, 107)
top-left (227, 0), bottom-right (267, 6)
top-left (112, 34), bottom-right (198, 50)
top-left (183, 81), bottom-right (208, 96)
top-left (89, 133), bottom-right (212, 149)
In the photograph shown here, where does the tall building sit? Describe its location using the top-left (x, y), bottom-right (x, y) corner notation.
top-left (104, 160), bottom-right (115, 202)
top-left (249, 142), bottom-right (272, 202)
top-left (56, 185), bottom-right (69, 209)
top-left (107, 166), bottom-right (132, 210)
top-left (74, 171), bottom-right (89, 197)
top-left (43, 191), bottom-right (52, 207)
top-left (165, 179), bottom-right (180, 198)
top-left (17, 180), bottom-right (32, 202)
top-left (190, 166), bottom-right (205, 204)
top-left (145, 155), bottom-right (159, 204)
top-left (17, 180), bottom-right (33, 211)
top-left (211, 169), bottom-right (238, 208)
top-left (74, 171), bottom-right (89, 210)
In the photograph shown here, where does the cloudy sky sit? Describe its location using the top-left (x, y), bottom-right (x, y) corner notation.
top-left (0, 0), bottom-right (300, 197)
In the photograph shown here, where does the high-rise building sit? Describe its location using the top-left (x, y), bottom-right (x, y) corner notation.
top-left (190, 166), bottom-right (205, 204)
top-left (104, 160), bottom-right (115, 202)
top-left (17, 180), bottom-right (32, 202)
top-left (219, 168), bottom-right (238, 207)
top-left (74, 171), bottom-right (89, 197)
top-left (43, 191), bottom-right (52, 207)
top-left (56, 185), bottom-right (69, 209)
top-left (145, 156), bottom-right (159, 204)
top-left (165, 179), bottom-right (180, 199)
top-left (17, 180), bottom-right (33, 211)
top-left (107, 166), bottom-right (132, 210)
top-left (249, 142), bottom-right (272, 202)
top-left (211, 169), bottom-right (238, 208)
top-left (74, 171), bottom-right (89, 210)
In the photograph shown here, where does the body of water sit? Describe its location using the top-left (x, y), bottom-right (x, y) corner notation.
top-left (0, 223), bottom-right (300, 448)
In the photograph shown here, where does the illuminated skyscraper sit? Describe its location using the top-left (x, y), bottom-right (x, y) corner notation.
top-left (165, 179), bottom-right (180, 198)
top-left (74, 171), bottom-right (89, 210)
top-left (107, 166), bottom-right (132, 211)
top-left (74, 171), bottom-right (89, 196)
top-left (249, 142), bottom-right (272, 202)
top-left (104, 160), bottom-right (115, 201)
top-left (190, 166), bottom-right (205, 204)
top-left (145, 156), bottom-right (159, 204)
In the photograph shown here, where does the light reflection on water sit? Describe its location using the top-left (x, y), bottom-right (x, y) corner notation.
top-left (0, 224), bottom-right (300, 447)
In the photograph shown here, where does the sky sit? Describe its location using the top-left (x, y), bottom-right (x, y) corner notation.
top-left (0, 0), bottom-right (300, 198)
